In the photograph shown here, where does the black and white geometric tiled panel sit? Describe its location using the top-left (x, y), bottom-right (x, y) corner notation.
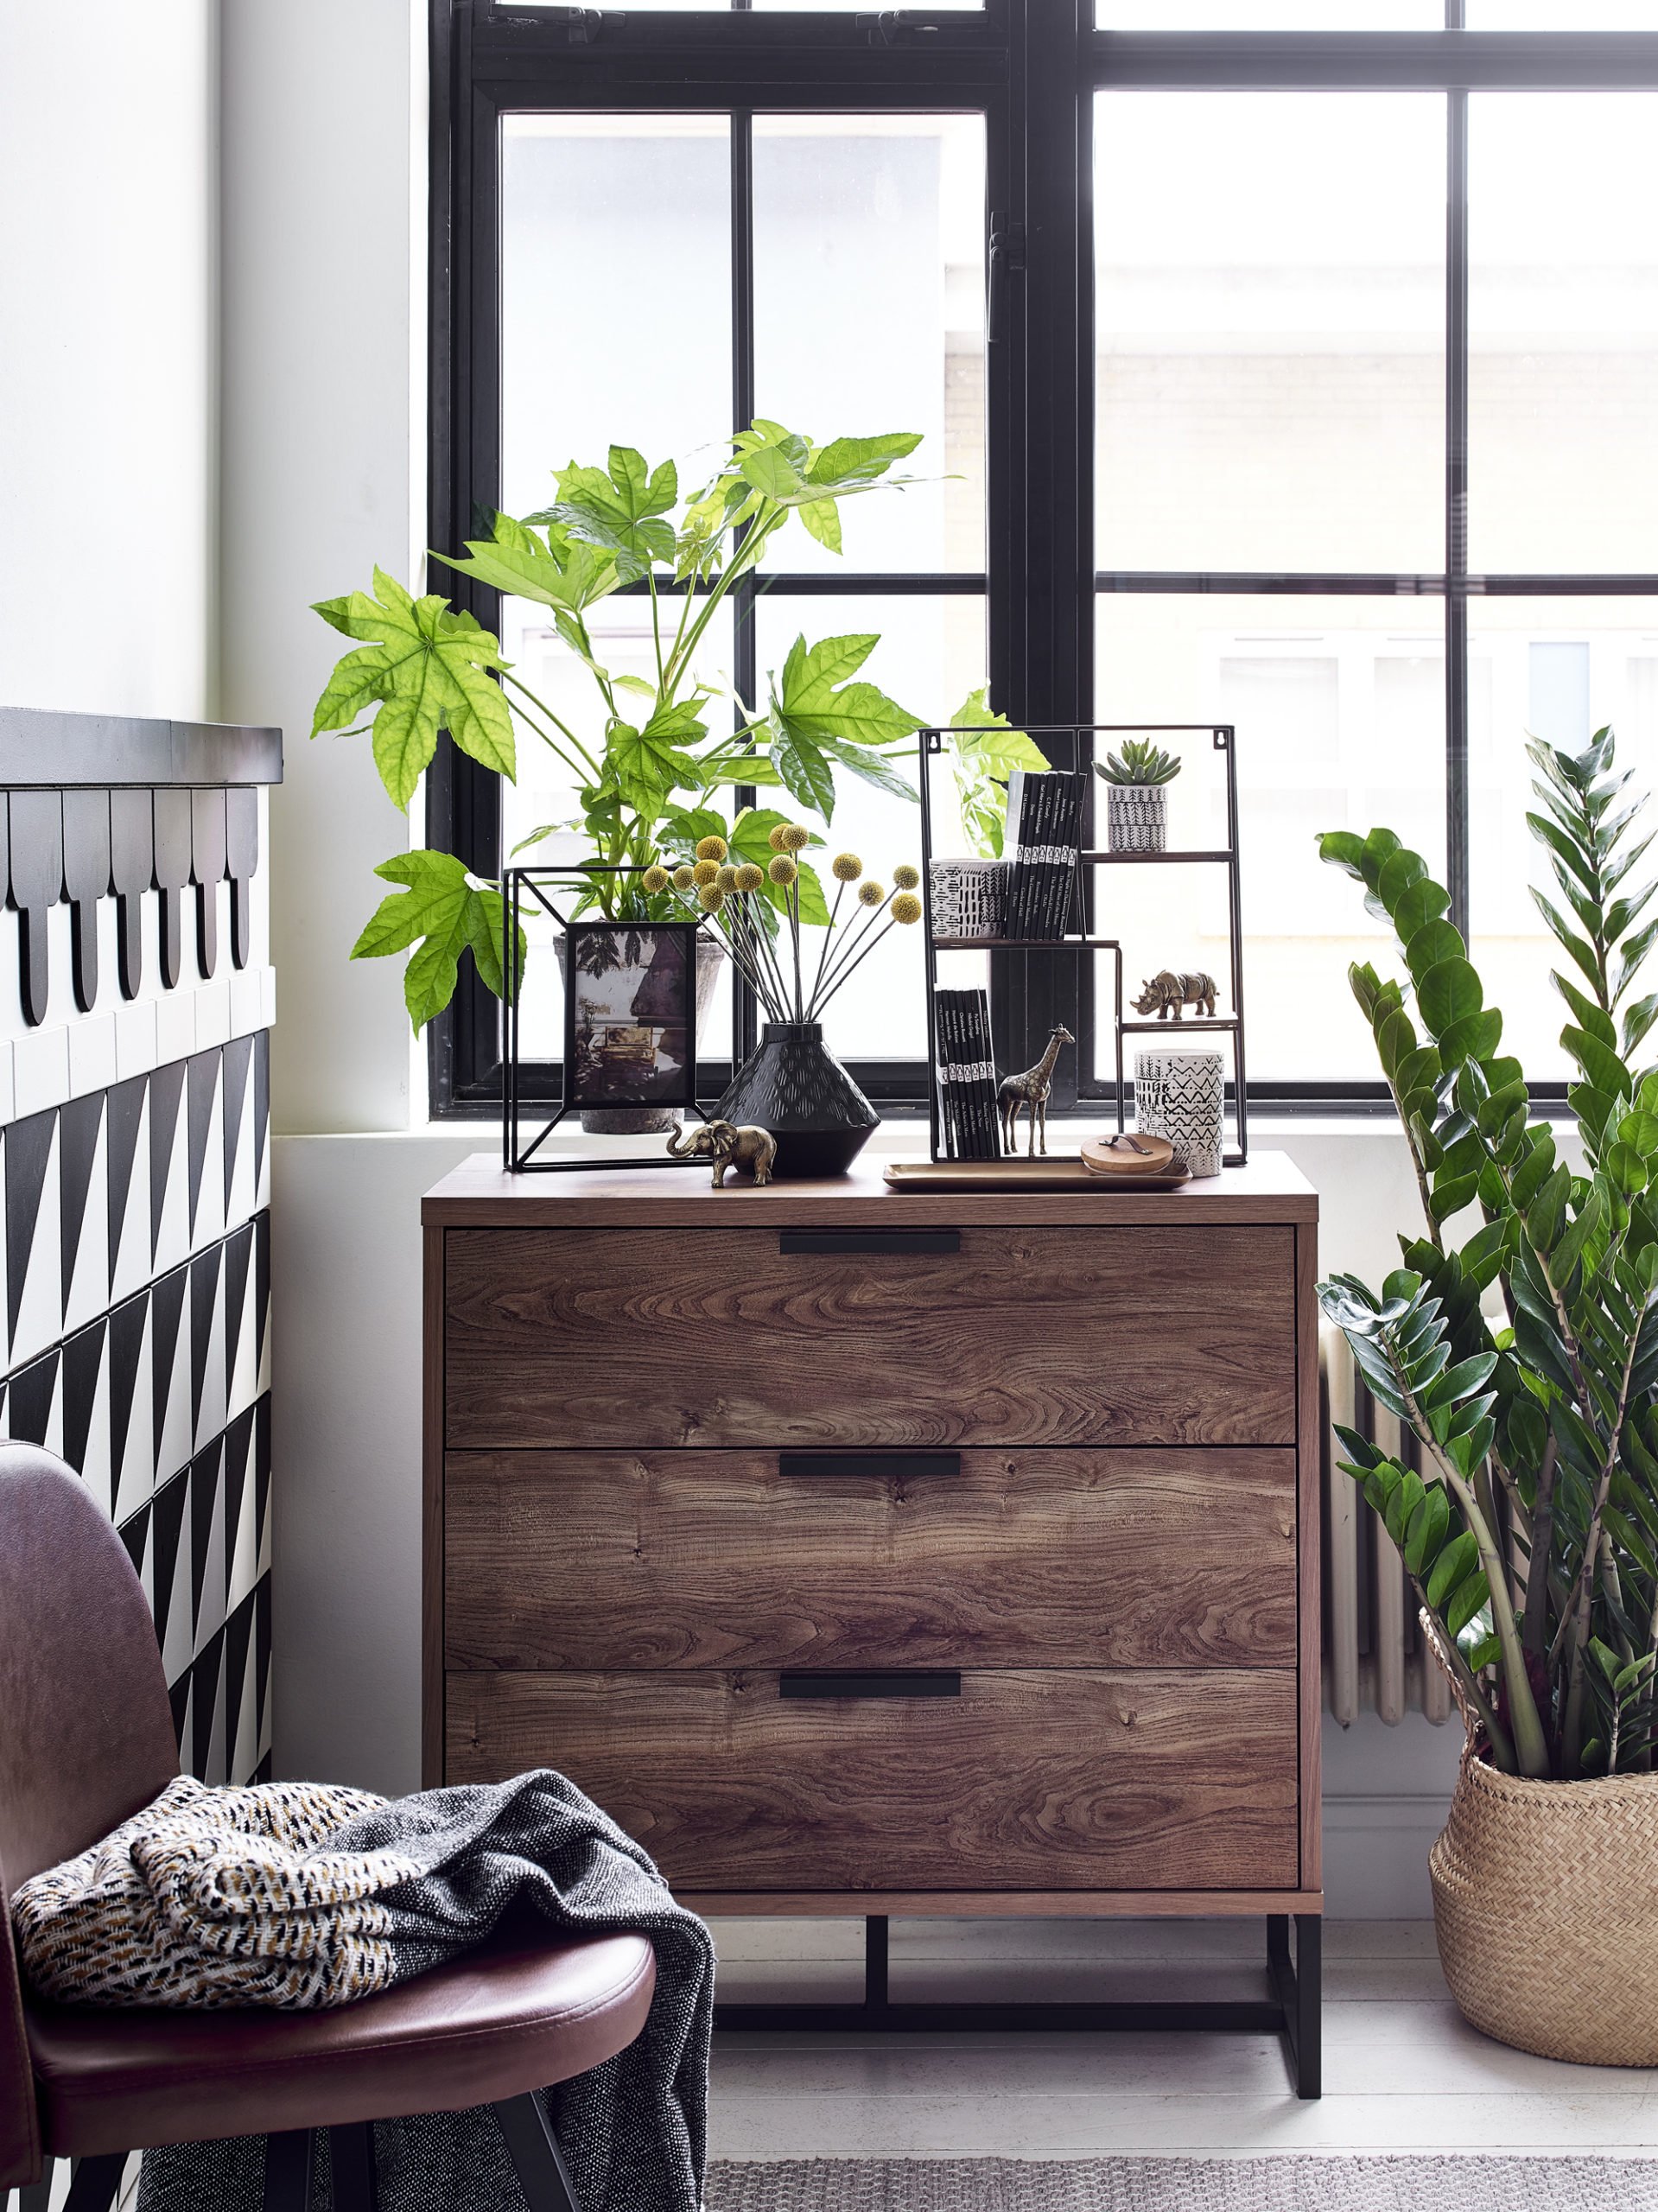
top-left (0, 1033), bottom-right (273, 1790)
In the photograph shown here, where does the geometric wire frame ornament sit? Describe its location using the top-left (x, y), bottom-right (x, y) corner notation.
top-left (501, 865), bottom-right (715, 1173)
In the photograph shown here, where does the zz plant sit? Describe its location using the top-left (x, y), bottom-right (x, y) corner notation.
top-left (1319, 728), bottom-right (1658, 1781)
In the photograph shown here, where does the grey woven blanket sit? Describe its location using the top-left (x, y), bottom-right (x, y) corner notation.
top-left (18, 1769), bottom-right (710, 2212)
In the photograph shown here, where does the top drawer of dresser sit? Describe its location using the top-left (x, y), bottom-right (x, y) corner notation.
top-left (441, 1224), bottom-right (1296, 1450)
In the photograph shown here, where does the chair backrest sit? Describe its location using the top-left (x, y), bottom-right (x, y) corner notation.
top-left (0, 1443), bottom-right (181, 2186)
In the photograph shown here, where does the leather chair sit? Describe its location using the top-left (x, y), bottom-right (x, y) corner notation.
top-left (0, 1445), bottom-right (657, 2211)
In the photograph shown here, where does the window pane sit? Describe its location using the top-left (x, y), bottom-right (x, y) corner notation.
top-left (1097, 2), bottom-right (1438, 20)
top-left (1469, 96), bottom-right (1658, 573)
top-left (754, 593), bottom-right (987, 1061)
top-left (501, 116), bottom-right (731, 519)
top-left (1095, 94), bottom-right (1445, 572)
top-left (753, 116), bottom-right (985, 574)
top-left (1096, 594), bottom-right (1446, 1084)
top-left (1467, 598), bottom-right (1658, 1084)
top-left (497, 594), bottom-right (739, 1066)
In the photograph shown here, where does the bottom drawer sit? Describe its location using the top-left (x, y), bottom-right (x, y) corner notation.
top-left (446, 1669), bottom-right (1299, 1892)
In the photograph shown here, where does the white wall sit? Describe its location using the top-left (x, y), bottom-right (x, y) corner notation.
top-left (0, 1), bottom-right (218, 718)
top-left (218, 0), bottom-right (424, 1138)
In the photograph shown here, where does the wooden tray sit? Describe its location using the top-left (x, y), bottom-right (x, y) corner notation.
top-left (884, 1158), bottom-right (1192, 1194)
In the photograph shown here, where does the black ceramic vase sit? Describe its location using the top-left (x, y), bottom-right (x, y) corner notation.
top-left (715, 1021), bottom-right (880, 1179)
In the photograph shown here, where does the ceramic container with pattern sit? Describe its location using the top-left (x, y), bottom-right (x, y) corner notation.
top-left (928, 857), bottom-right (1010, 942)
top-left (1107, 787), bottom-right (1168, 854)
top-left (1134, 1046), bottom-right (1224, 1179)
top-left (715, 1020), bottom-right (880, 1178)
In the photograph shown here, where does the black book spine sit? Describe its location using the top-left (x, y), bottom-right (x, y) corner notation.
top-left (1045, 772), bottom-right (1083, 939)
top-left (1003, 770), bottom-right (1030, 944)
top-left (972, 989), bottom-right (1001, 1159)
top-left (936, 988), bottom-right (962, 1160)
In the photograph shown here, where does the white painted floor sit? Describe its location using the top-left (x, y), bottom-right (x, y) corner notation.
top-left (706, 1919), bottom-right (1658, 2163)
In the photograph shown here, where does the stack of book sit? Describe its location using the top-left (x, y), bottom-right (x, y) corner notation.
top-left (935, 987), bottom-right (1001, 1160)
top-left (1003, 769), bottom-right (1085, 940)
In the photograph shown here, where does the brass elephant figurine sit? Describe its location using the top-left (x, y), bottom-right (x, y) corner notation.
top-left (664, 1118), bottom-right (778, 1187)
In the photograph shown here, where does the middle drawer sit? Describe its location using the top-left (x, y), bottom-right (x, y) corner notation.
top-left (444, 1446), bottom-right (1297, 1673)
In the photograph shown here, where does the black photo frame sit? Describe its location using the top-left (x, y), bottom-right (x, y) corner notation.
top-left (562, 920), bottom-right (699, 1112)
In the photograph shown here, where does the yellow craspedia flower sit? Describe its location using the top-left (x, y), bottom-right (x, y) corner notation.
top-left (716, 864), bottom-right (739, 892)
top-left (734, 862), bottom-right (764, 892)
top-left (767, 823), bottom-right (790, 852)
top-left (780, 823), bottom-right (811, 853)
top-left (642, 864), bottom-right (670, 893)
top-left (696, 835), bottom-right (728, 863)
top-left (692, 859), bottom-right (721, 888)
top-left (767, 855), bottom-right (798, 887)
top-left (698, 885), bottom-right (725, 912)
top-left (831, 853), bottom-right (863, 882)
top-left (859, 880), bottom-right (886, 906)
top-left (891, 892), bottom-right (923, 925)
top-left (893, 863), bottom-right (920, 890)
top-left (672, 865), bottom-right (695, 891)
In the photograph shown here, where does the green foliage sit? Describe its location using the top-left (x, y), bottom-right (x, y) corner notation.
top-left (1096, 737), bottom-right (1181, 788)
top-left (311, 421), bottom-right (928, 1021)
top-left (351, 850), bottom-right (525, 1035)
top-left (945, 691), bottom-right (1053, 859)
top-left (1317, 729), bottom-right (1658, 1780)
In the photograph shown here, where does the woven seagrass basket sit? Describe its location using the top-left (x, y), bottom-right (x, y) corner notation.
top-left (1431, 1737), bottom-right (1658, 2065)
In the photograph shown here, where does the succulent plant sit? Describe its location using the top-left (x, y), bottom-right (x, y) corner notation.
top-left (1096, 738), bottom-right (1182, 789)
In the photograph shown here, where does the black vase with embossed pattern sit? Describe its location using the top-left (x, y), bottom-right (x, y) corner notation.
top-left (715, 1020), bottom-right (880, 1179)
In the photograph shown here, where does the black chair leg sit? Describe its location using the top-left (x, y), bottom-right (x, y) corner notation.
top-left (62, 2155), bottom-right (125, 2212)
top-left (329, 2123), bottom-right (378, 2212)
top-left (495, 2094), bottom-right (581, 2212)
top-left (264, 2129), bottom-right (315, 2212)
top-left (18, 2164), bottom-right (54, 2212)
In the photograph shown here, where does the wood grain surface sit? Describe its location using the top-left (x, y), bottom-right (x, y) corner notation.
top-left (445, 1668), bottom-right (1300, 1891)
top-left (442, 1224), bottom-right (1295, 1450)
top-left (443, 1448), bottom-right (1297, 1672)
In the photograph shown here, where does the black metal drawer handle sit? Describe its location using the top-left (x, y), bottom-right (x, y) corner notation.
top-left (779, 1671), bottom-right (962, 1700)
top-left (778, 1230), bottom-right (961, 1255)
top-left (778, 1452), bottom-right (962, 1480)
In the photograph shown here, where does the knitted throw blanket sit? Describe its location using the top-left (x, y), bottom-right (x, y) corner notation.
top-left (14, 1770), bottom-right (713, 2212)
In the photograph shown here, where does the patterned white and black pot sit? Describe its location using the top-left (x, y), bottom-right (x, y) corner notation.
top-left (1134, 1046), bottom-right (1225, 1179)
top-left (928, 857), bottom-right (1010, 941)
top-left (716, 1020), bottom-right (880, 1179)
top-left (1107, 786), bottom-right (1168, 854)
top-left (553, 930), bottom-right (725, 1135)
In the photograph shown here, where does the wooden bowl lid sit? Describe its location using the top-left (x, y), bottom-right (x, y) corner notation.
top-left (1080, 1132), bottom-right (1176, 1178)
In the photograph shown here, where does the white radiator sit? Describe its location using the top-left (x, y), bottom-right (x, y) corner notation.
top-left (1321, 1324), bottom-right (1453, 1727)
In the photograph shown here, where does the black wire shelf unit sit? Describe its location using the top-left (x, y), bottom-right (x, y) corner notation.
top-left (918, 723), bottom-right (1250, 1168)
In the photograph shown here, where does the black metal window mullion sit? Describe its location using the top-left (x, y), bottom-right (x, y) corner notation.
top-left (1445, 74), bottom-right (1471, 943)
top-left (730, 106), bottom-right (759, 1077)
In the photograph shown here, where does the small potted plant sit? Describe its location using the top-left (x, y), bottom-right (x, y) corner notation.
top-left (1096, 737), bottom-right (1181, 854)
top-left (1317, 728), bottom-right (1658, 2068)
top-left (928, 690), bottom-right (1051, 940)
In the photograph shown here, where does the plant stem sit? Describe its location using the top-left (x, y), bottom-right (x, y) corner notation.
top-left (1521, 1433), bottom-right (1559, 1656)
top-left (1561, 1319), bottom-right (1642, 1775)
top-left (498, 673), bottom-right (602, 781)
top-left (815, 918), bottom-right (901, 1013)
top-left (808, 881), bottom-right (847, 1020)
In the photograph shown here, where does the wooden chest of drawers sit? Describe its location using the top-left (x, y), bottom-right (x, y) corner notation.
top-left (423, 1155), bottom-right (1321, 1923)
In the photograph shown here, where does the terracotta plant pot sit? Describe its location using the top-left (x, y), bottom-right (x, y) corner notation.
top-left (1430, 1740), bottom-right (1658, 2065)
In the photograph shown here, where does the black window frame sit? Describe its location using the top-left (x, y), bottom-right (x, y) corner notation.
top-left (428, 1), bottom-right (1658, 1121)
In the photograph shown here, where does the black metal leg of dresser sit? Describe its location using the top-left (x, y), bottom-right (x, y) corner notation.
top-left (1267, 1913), bottom-right (1321, 2099)
top-left (865, 1914), bottom-right (890, 2018)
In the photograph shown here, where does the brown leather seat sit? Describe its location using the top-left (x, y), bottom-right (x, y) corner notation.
top-left (0, 1445), bottom-right (656, 2204)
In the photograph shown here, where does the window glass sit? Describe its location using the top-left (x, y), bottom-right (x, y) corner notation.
top-left (754, 593), bottom-right (987, 1059)
top-left (753, 116), bottom-right (986, 575)
top-left (501, 116), bottom-right (731, 520)
top-left (1096, 594), bottom-right (1447, 1084)
top-left (1469, 95), bottom-right (1658, 573)
top-left (1466, 599), bottom-right (1658, 1083)
top-left (1095, 93), bottom-right (1445, 573)
top-left (1468, 3), bottom-right (1658, 22)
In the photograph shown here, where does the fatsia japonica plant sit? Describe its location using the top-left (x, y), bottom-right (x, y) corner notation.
top-left (308, 420), bottom-right (941, 1029)
top-left (1318, 729), bottom-right (1658, 1781)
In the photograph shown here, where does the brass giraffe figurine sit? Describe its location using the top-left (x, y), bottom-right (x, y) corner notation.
top-left (997, 1024), bottom-right (1075, 1157)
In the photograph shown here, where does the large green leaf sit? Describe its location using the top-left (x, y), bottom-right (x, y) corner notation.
top-left (543, 446), bottom-right (678, 583)
top-left (435, 512), bottom-right (619, 613)
top-left (311, 569), bottom-right (515, 809)
top-left (765, 632), bottom-right (922, 823)
top-left (351, 849), bottom-right (524, 1033)
top-left (1417, 956), bottom-right (1484, 1037)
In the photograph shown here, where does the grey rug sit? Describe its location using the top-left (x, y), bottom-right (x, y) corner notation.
top-left (703, 2159), bottom-right (1658, 2210)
